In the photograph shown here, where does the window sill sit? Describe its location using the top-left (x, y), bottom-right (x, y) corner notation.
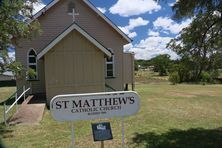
top-left (105, 77), bottom-right (116, 79)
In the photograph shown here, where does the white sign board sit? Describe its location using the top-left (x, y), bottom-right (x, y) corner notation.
top-left (50, 91), bottom-right (140, 121)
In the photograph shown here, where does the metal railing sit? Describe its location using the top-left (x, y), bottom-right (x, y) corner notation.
top-left (2, 86), bottom-right (30, 125)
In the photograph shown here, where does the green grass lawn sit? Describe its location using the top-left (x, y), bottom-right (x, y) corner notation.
top-left (1, 84), bottom-right (222, 147)
top-left (0, 87), bottom-right (16, 101)
top-left (0, 87), bottom-right (16, 122)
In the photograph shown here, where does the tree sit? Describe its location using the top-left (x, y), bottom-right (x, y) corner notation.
top-left (135, 60), bottom-right (153, 71)
top-left (171, 0), bottom-right (222, 20)
top-left (151, 54), bottom-right (171, 76)
top-left (167, 0), bottom-right (222, 81)
top-left (169, 71), bottom-right (180, 85)
top-left (0, 0), bottom-right (41, 77)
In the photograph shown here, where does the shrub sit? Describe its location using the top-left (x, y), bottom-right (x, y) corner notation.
top-left (210, 70), bottom-right (219, 79)
top-left (201, 71), bottom-right (211, 85)
top-left (169, 72), bottom-right (180, 85)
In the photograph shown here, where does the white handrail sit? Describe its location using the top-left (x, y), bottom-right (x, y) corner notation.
top-left (5, 88), bottom-right (30, 114)
top-left (3, 86), bottom-right (30, 125)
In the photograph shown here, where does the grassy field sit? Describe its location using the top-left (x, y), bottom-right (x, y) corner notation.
top-left (135, 70), bottom-right (169, 84)
top-left (0, 87), bottom-right (16, 122)
top-left (0, 81), bottom-right (222, 147)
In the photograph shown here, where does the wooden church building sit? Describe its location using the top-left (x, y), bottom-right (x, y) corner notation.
top-left (16, 0), bottom-right (134, 103)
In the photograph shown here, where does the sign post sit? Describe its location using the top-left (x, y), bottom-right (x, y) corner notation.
top-left (121, 117), bottom-right (125, 148)
top-left (92, 122), bottom-right (113, 147)
top-left (50, 91), bottom-right (140, 147)
top-left (101, 141), bottom-right (104, 148)
top-left (71, 122), bottom-right (75, 148)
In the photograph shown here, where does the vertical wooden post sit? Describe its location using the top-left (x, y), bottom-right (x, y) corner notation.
top-left (121, 117), bottom-right (125, 148)
top-left (132, 83), bottom-right (135, 91)
top-left (132, 53), bottom-right (135, 91)
top-left (15, 92), bottom-right (18, 112)
top-left (23, 86), bottom-right (26, 101)
top-left (125, 84), bottom-right (129, 91)
top-left (30, 82), bottom-right (32, 94)
top-left (101, 141), bottom-right (104, 148)
top-left (3, 102), bottom-right (7, 125)
top-left (71, 122), bottom-right (75, 148)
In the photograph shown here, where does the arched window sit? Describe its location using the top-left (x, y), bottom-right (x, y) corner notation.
top-left (27, 49), bottom-right (37, 80)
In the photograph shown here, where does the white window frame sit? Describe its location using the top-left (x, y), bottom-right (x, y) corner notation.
top-left (27, 48), bottom-right (38, 80)
top-left (106, 55), bottom-right (115, 78)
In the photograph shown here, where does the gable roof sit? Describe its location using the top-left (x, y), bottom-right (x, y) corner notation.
top-left (33, 0), bottom-right (132, 43)
top-left (37, 23), bottom-right (112, 59)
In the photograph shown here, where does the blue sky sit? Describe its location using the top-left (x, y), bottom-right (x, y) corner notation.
top-left (31, 0), bottom-right (192, 60)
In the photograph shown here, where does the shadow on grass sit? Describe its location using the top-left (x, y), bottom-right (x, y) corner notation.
top-left (131, 128), bottom-right (222, 148)
top-left (0, 81), bottom-right (16, 87)
top-left (0, 96), bottom-right (16, 106)
top-left (0, 123), bottom-right (13, 148)
top-left (0, 96), bottom-right (25, 106)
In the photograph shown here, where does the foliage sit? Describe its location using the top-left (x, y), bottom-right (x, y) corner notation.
top-left (0, 0), bottom-right (41, 77)
top-left (201, 71), bottom-right (211, 85)
top-left (0, 0), bottom-right (41, 50)
top-left (210, 70), bottom-right (220, 79)
top-left (172, 0), bottom-right (222, 20)
top-left (169, 71), bottom-right (180, 85)
top-left (169, 58), bottom-right (196, 82)
top-left (151, 54), bottom-right (171, 76)
top-left (200, 70), bottom-right (220, 84)
top-left (134, 60), bottom-right (153, 71)
top-left (167, 0), bottom-right (222, 82)
top-left (26, 67), bottom-right (36, 79)
top-left (0, 50), bottom-right (22, 76)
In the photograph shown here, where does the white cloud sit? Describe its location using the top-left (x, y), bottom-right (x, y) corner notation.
top-left (0, 51), bottom-right (15, 62)
top-left (33, 1), bottom-right (46, 15)
top-left (148, 29), bottom-right (160, 36)
top-left (124, 43), bottom-right (134, 51)
top-left (119, 17), bottom-right (149, 38)
top-left (124, 36), bottom-right (179, 60)
top-left (109, 0), bottom-right (161, 17)
top-left (8, 52), bottom-right (15, 61)
top-left (153, 17), bottom-right (192, 34)
top-left (128, 32), bottom-right (137, 38)
top-left (168, 0), bottom-right (179, 7)
top-left (127, 17), bottom-right (149, 30)
top-left (168, 2), bottom-right (175, 7)
top-left (97, 7), bottom-right (106, 14)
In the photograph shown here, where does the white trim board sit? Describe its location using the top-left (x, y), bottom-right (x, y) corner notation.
top-left (28, 0), bottom-right (60, 24)
top-left (32, 0), bottom-right (131, 43)
top-left (37, 23), bottom-right (112, 59)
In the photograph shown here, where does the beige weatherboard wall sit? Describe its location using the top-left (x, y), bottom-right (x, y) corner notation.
top-left (15, 0), bottom-right (134, 103)
top-left (41, 23), bottom-right (111, 101)
top-left (123, 53), bottom-right (135, 90)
